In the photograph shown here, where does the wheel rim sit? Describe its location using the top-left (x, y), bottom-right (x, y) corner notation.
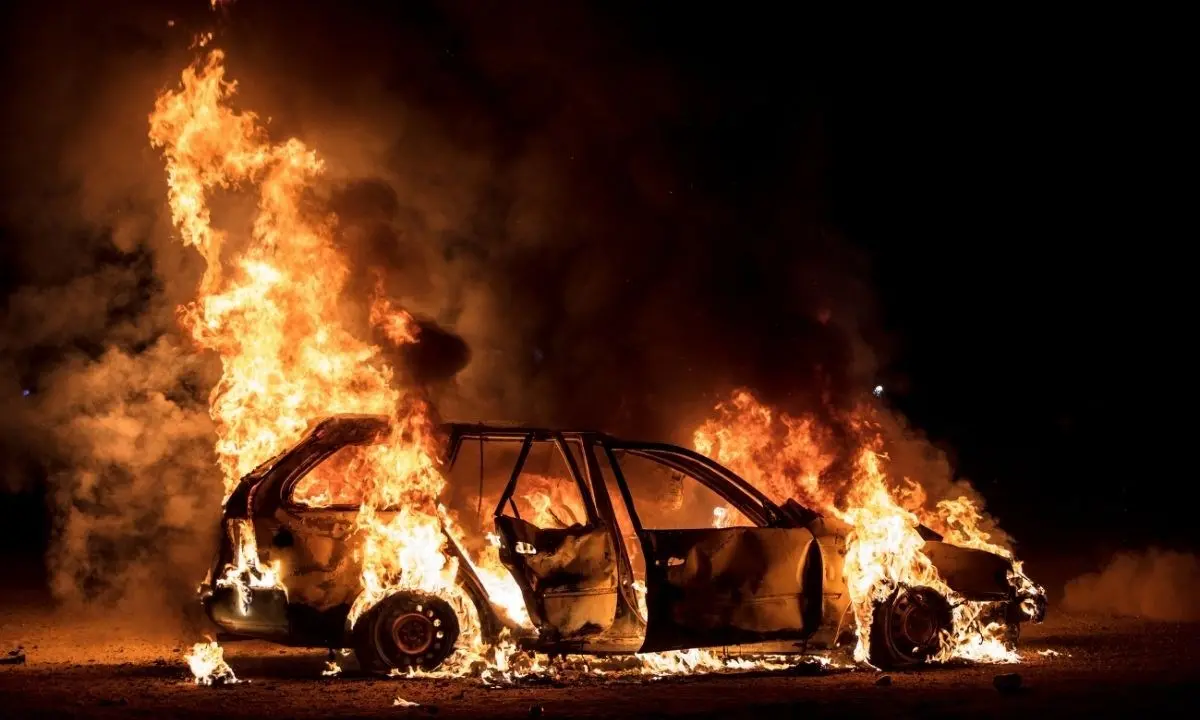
top-left (367, 595), bottom-right (459, 672)
top-left (895, 595), bottom-right (938, 648)
top-left (887, 588), bottom-right (950, 661)
top-left (391, 612), bottom-right (434, 655)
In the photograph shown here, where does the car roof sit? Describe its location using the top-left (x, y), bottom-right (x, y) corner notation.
top-left (307, 413), bottom-right (788, 524)
top-left (311, 414), bottom-right (611, 438)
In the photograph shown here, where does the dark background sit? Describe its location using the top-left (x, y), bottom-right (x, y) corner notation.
top-left (0, 1), bottom-right (1191, 599)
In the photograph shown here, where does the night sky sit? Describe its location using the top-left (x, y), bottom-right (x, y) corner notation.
top-left (827, 26), bottom-right (1190, 559)
top-left (0, 1), bottom-right (1191, 590)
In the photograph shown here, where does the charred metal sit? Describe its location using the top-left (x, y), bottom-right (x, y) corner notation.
top-left (201, 415), bottom-right (1046, 670)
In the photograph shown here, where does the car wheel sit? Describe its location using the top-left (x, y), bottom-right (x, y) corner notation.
top-left (353, 591), bottom-right (460, 674)
top-left (868, 585), bottom-right (952, 669)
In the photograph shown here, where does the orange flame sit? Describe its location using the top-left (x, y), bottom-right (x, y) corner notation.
top-left (149, 46), bottom-right (512, 673)
top-left (693, 389), bottom-right (1024, 664)
top-left (184, 641), bottom-right (238, 685)
top-left (153, 22), bottom-right (1030, 681)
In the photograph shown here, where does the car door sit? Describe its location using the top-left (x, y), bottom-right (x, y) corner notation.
top-left (250, 419), bottom-right (384, 615)
top-left (490, 434), bottom-right (620, 641)
top-left (599, 446), bottom-right (823, 652)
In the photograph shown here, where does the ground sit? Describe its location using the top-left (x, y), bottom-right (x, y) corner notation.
top-left (2, 602), bottom-right (1197, 719)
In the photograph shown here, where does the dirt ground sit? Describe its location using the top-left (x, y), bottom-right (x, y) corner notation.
top-left (2, 602), bottom-right (1198, 719)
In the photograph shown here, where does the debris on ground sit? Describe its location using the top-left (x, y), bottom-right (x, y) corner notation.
top-left (1, 648), bottom-right (26, 665)
top-left (875, 674), bottom-right (892, 686)
top-left (394, 696), bottom-right (420, 707)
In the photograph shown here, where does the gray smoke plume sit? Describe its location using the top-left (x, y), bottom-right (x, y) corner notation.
top-left (38, 339), bottom-right (221, 612)
top-left (873, 409), bottom-right (1014, 551)
top-left (0, 0), bottom-right (894, 626)
top-left (1063, 549), bottom-right (1200, 621)
top-left (0, 1), bottom-right (222, 623)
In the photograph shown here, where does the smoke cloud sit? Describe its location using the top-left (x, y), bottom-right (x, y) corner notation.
top-left (873, 409), bottom-right (1014, 551)
top-left (0, 1), bottom-right (222, 623)
top-left (38, 339), bottom-right (221, 613)
top-left (1063, 549), bottom-right (1200, 622)
top-left (0, 0), bottom-right (894, 622)
top-left (205, 0), bottom-right (882, 437)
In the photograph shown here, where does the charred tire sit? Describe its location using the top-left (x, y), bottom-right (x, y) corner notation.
top-left (868, 585), bottom-right (953, 669)
top-left (353, 591), bottom-right (460, 674)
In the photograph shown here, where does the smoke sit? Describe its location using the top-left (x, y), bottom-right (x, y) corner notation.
top-left (872, 409), bottom-right (1014, 551)
top-left (37, 339), bottom-right (221, 614)
top-left (1063, 549), bottom-right (1200, 621)
top-left (1, 0), bottom-right (880, 619)
top-left (205, 0), bottom-right (882, 436)
top-left (0, 0), bottom-right (222, 623)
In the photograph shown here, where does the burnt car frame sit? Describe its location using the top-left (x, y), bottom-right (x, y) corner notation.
top-left (202, 414), bottom-right (1046, 671)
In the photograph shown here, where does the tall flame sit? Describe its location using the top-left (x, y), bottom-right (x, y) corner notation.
top-left (150, 45), bottom-right (481, 668)
top-left (150, 49), bottom-right (404, 493)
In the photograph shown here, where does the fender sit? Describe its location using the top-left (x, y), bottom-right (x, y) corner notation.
top-left (922, 541), bottom-right (1013, 600)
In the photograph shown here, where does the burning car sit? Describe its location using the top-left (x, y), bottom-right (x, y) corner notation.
top-left (201, 414), bottom-right (1046, 673)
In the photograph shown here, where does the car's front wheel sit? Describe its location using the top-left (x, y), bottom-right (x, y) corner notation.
top-left (868, 585), bottom-right (952, 669)
top-left (353, 591), bottom-right (460, 674)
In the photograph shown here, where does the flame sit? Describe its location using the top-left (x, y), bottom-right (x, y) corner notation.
top-left (485, 474), bottom-right (589, 530)
top-left (150, 42), bottom-right (503, 669)
top-left (441, 509), bottom-right (533, 629)
top-left (633, 649), bottom-right (830, 676)
top-left (322, 661), bottom-right (342, 677)
top-left (477, 645), bottom-right (835, 684)
top-left (370, 278), bottom-right (420, 346)
top-left (149, 48), bottom-right (404, 495)
top-left (693, 389), bottom-right (1029, 665)
top-left (155, 13), bottom-right (1031, 682)
top-left (213, 519), bottom-right (285, 614)
top-left (185, 642), bottom-right (238, 685)
top-left (631, 580), bottom-right (648, 619)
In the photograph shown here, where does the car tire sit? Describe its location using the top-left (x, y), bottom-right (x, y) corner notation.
top-left (353, 591), bottom-right (460, 674)
top-left (868, 585), bottom-right (952, 669)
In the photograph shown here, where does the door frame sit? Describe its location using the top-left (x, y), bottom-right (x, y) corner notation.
top-left (586, 438), bottom-right (817, 652)
top-left (480, 430), bottom-right (624, 640)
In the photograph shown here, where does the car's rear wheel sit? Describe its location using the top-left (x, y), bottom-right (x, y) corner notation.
top-left (353, 591), bottom-right (460, 674)
top-left (868, 585), bottom-right (952, 669)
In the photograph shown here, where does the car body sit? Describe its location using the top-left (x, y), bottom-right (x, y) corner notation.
top-left (202, 414), bottom-right (1046, 670)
